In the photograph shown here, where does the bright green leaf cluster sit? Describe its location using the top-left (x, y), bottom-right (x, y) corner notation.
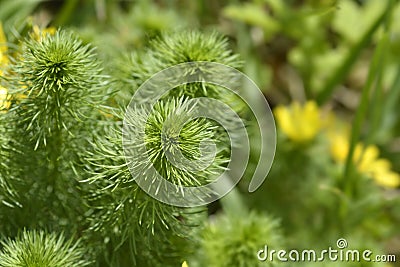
top-left (201, 211), bottom-right (282, 267)
top-left (9, 30), bottom-right (104, 149)
top-left (82, 30), bottom-right (242, 265)
top-left (131, 97), bottom-right (227, 187)
top-left (0, 230), bottom-right (90, 267)
top-left (0, 29), bottom-right (105, 241)
top-left (0, 116), bottom-right (16, 206)
top-left (150, 30), bottom-right (241, 68)
top-left (115, 30), bottom-right (242, 101)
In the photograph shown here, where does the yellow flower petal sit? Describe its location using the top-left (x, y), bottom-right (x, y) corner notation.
top-left (373, 171), bottom-right (400, 188)
top-left (274, 101), bottom-right (321, 142)
top-left (329, 132), bottom-right (349, 163)
top-left (274, 105), bottom-right (294, 137)
top-left (182, 261), bottom-right (189, 267)
top-left (326, 112), bottom-right (399, 188)
top-left (31, 25), bottom-right (56, 41)
top-left (356, 145), bottom-right (379, 172)
top-left (364, 158), bottom-right (391, 177)
top-left (0, 22), bottom-right (9, 76)
top-left (43, 26), bottom-right (56, 36)
top-left (0, 22), bottom-right (7, 54)
top-left (0, 86), bottom-right (10, 110)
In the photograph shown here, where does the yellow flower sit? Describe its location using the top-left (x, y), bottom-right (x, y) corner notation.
top-left (329, 130), bottom-right (400, 188)
top-left (373, 168), bottom-right (400, 188)
top-left (274, 101), bottom-right (321, 142)
top-left (0, 22), bottom-right (9, 76)
top-left (355, 144), bottom-right (380, 174)
top-left (329, 133), bottom-right (349, 163)
top-left (31, 25), bottom-right (56, 41)
top-left (0, 86), bottom-right (10, 110)
top-left (0, 22), bottom-right (10, 111)
top-left (182, 261), bottom-right (189, 267)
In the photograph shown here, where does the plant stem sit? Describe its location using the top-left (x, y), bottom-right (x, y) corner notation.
top-left (55, 0), bottom-right (80, 26)
top-left (316, 2), bottom-right (389, 105)
top-left (338, 0), bottom-right (394, 224)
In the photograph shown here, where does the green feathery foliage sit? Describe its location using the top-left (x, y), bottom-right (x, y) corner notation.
top-left (0, 29), bottom-right (105, 236)
top-left (201, 211), bottom-right (282, 267)
top-left (1, 2), bottom-right (399, 266)
top-left (83, 100), bottom-right (216, 265)
top-left (81, 30), bottom-right (244, 266)
top-left (10, 30), bottom-right (104, 149)
top-left (0, 26), bottom-right (264, 266)
top-left (0, 230), bottom-right (90, 267)
top-left (110, 51), bottom-right (152, 104)
top-left (127, 97), bottom-right (227, 187)
top-left (0, 115), bottom-right (16, 207)
top-left (150, 30), bottom-right (241, 68)
top-left (114, 30), bottom-right (243, 101)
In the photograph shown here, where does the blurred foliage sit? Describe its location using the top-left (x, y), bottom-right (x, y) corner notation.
top-left (0, 0), bottom-right (400, 266)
